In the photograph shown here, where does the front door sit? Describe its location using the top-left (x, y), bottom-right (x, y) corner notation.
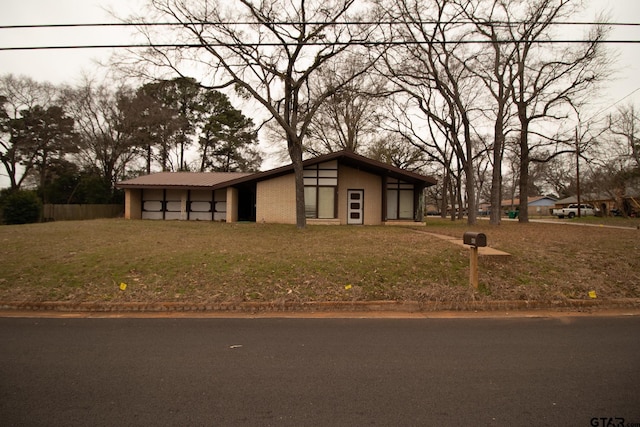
top-left (347, 190), bottom-right (364, 225)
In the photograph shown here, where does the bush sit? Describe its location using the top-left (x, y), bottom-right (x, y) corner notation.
top-left (1, 190), bottom-right (42, 225)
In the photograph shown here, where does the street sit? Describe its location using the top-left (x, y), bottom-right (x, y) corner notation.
top-left (1, 316), bottom-right (639, 426)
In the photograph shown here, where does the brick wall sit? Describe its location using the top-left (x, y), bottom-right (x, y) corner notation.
top-left (256, 174), bottom-right (296, 224)
top-left (125, 189), bottom-right (142, 220)
top-left (226, 187), bottom-right (239, 222)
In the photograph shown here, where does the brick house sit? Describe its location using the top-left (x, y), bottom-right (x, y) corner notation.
top-left (117, 150), bottom-right (436, 225)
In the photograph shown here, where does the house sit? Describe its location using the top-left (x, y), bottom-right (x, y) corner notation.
top-left (500, 196), bottom-right (557, 217)
top-left (117, 150), bottom-right (437, 225)
top-left (554, 195), bottom-right (608, 213)
top-left (555, 192), bottom-right (640, 216)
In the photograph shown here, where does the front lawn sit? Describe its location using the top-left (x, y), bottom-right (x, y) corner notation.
top-left (0, 219), bottom-right (638, 305)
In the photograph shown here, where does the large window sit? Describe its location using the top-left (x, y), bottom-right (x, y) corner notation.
top-left (386, 178), bottom-right (414, 220)
top-left (304, 161), bottom-right (338, 218)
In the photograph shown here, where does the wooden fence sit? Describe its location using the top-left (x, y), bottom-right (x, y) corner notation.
top-left (43, 204), bottom-right (124, 221)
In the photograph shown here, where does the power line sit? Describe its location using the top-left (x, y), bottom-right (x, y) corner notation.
top-left (582, 87), bottom-right (640, 125)
top-left (2, 19), bottom-right (638, 51)
top-left (2, 39), bottom-right (640, 52)
top-left (0, 20), bottom-right (638, 30)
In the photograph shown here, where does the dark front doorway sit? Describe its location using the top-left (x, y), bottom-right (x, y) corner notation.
top-left (237, 183), bottom-right (257, 222)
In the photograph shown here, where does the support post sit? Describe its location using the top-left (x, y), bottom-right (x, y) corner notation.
top-left (469, 246), bottom-right (479, 289)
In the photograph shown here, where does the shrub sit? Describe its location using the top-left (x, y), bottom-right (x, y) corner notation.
top-left (1, 190), bottom-right (42, 225)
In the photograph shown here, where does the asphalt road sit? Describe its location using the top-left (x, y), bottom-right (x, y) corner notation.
top-left (1, 316), bottom-right (639, 426)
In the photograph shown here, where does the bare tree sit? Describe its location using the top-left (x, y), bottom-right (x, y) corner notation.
top-left (379, 0), bottom-right (481, 225)
top-left (383, 93), bottom-right (463, 220)
top-left (123, 0), bottom-right (378, 228)
top-left (63, 82), bottom-right (141, 191)
top-left (539, 154), bottom-right (575, 198)
top-left (508, 0), bottom-right (610, 222)
top-left (305, 59), bottom-right (389, 156)
top-left (366, 132), bottom-right (430, 171)
top-left (455, 0), bottom-right (518, 225)
top-left (609, 104), bottom-right (640, 170)
top-left (588, 103), bottom-right (640, 216)
top-left (0, 75), bottom-right (57, 114)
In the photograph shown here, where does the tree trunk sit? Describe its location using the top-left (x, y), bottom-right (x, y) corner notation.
top-left (455, 160), bottom-right (463, 221)
top-left (465, 165), bottom-right (476, 223)
top-left (449, 180), bottom-right (457, 222)
top-left (489, 164), bottom-right (502, 225)
top-left (288, 138), bottom-right (306, 229)
top-left (146, 145), bottom-right (152, 175)
top-left (1, 158), bottom-right (18, 190)
top-left (180, 141), bottom-right (185, 171)
top-left (440, 164), bottom-right (450, 219)
top-left (518, 119), bottom-right (530, 223)
top-left (463, 121), bottom-right (477, 225)
top-left (490, 103), bottom-right (506, 225)
top-left (199, 145), bottom-right (207, 172)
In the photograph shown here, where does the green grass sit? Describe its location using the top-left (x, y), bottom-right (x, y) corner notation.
top-left (0, 218), bottom-right (638, 305)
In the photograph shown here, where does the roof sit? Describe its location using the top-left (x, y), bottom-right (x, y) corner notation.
top-left (117, 150), bottom-right (437, 190)
top-left (221, 150), bottom-right (437, 188)
top-left (556, 194), bottom-right (612, 204)
top-left (117, 171), bottom-right (251, 190)
top-left (500, 196), bottom-right (556, 207)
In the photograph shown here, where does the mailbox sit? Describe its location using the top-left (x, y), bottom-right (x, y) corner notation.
top-left (463, 231), bottom-right (487, 247)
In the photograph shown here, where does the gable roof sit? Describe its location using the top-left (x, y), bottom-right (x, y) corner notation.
top-left (221, 150), bottom-right (437, 188)
top-left (500, 196), bottom-right (556, 207)
top-left (117, 150), bottom-right (437, 190)
top-left (556, 194), bottom-right (613, 204)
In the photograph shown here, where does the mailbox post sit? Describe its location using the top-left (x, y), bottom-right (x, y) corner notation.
top-left (463, 232), bottom-right (487, 289)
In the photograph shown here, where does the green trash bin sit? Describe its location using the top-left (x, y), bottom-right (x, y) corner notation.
top-left (508, 210), bottom-right (519, 219)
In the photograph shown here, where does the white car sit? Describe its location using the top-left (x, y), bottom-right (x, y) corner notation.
top-left (552, 204), bottom-right (598, 219)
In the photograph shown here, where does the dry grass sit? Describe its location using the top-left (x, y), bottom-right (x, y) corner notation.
top-left (0, 218), bottom-right (638, 305)
top-left (424, 217), bottom-right (640, 302)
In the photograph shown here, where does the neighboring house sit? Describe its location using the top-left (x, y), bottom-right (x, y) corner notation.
top-left (117, 150), bottom-right (437, 225)
top-left (555, 194), bottom-right (611, 215)
top-left (555, 191), bottom-right (640, 216)
top-left (500, 196), bottom-right (557, 217)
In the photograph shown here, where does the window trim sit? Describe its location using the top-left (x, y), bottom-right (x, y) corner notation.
top-left (386, 178), bottom-right (415, 220)
top-left (304, 162), bottom-right (338, 219)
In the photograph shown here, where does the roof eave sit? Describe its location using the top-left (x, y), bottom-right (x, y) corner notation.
top-left (116, 150), bottom-right (438, 189)
top-left (117, 183), bottom-right (226, 190)
top-left (220, 150), bottom-right (437, 187)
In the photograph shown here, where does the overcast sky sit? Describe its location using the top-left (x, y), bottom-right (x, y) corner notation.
top-left (0, 1), bottom-right (144, 85)
top-left (2, 1), bottom-right (640, 103)
top-left (1, 0), bottom-right (640, 187)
